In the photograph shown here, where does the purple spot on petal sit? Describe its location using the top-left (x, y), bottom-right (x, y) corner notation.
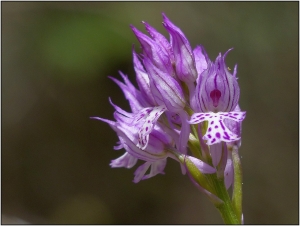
top-left (234, 113), bottom-right (238, 116)
top-left (220, 121), bottom-right (225, 130)
top-left (205, 114), bottom-right (210, 116)
top-left (199, 117), bottom-right (204, 120)
top-left (210, 89), bottom-right (221, 107)
top-left (211, 121), bottom-right (214, 125)
top-left (216, 132), bottom-right (220, 138)
top-left (223, 132), bottom-right (230, 140)
top-left (208, 134), bottom-right (212, 138)
top-left (146, 127), bottom-right (148, 131)
top-left (148, 120), bottom-right (150, 123)
top-left (215, 125), bottom-right (218, 129)
top-left (209, 116), bottom-right (213, 118)
top-left (211, 138), bottom-right (216, 143)
top-left (208, 127), bottom-right (212, 132)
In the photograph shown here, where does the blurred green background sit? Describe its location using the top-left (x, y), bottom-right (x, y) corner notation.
top-left (2, 2), bottom-right (298, 224)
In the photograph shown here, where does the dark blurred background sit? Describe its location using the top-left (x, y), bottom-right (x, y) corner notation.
top-left (2, 2), bottom-right (298, 224)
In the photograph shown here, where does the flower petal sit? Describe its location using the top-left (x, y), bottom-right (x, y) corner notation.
top-left (224, 158), bottom-right (234, 189)
top-left (141, 159), bottom-right (167, 180)
top-left (186, 156), bottom-right (216, 174)
top-left (188, 111), bottom-right (246, 145)
top-left (133, 162), bottom-right (151, 183)
top-left (210, 143), bottom-right (222, 167)
top-left (132, 48), bottom-right (156, 106)
top-left (162, 13), bottom-right (198, 83)
top-left (178, 111), bottom-right (190, 154)
top-left (110, 152), bottom-right (138, 169)
top-left (131, 25), bottom-right (174, 76)
top-left (143, 58), bottom-right (186, 112)
top-left (136, 106), bottom-right (167, 149)
top-left (193, 50), bottom-right (240, 112)
top-left (143, 21), bottom-right (174, 63)
top-left (109, 75), bottom-right (143, 113)
top-left (193, 45), bottom-right (209, 77)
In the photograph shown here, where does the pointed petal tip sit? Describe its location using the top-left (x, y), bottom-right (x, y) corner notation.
top-left (90, 116), bottom-right (101, 120)
top-left (223, 47), bottom-right (234, 58)
top-left (161, 12), bottom-right (168, 21)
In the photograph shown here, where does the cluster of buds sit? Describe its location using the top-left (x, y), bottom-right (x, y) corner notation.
top-left (92, 13), bottom-right (246, 211)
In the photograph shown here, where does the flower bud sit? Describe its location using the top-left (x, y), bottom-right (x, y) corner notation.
top-left (131, 25), bottom-right (174, 77)
top-left (162, 13), bottom-right (198, 83)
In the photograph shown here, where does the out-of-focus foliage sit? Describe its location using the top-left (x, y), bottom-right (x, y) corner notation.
top-left (2, 2), bottom-right (298, 224)
top-left (36, 10), bottom-right (132, 79)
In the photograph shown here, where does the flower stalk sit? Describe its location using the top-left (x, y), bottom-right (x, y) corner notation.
top-left (232, 146), bottom-right (243, 223)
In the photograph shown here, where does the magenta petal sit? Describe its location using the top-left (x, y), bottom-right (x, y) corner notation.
top-left (132, 49), bottom-right (156, 106)
top-left (193, 45), bottom-right (209, 77)
top-left (109, 75), bottom-right (143, 113)
top-left (143, 21), bottom-right (175, 63)
top-left (143, 58), bottom-right (186, 112)
top-left (162, 13), bottom-right (197, 83)
top-left (131, 25), bottom-right (174, 76)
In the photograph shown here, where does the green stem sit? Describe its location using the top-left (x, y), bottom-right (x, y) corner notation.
top-left (207, 174), bottom-right (240, 224)
top-left (232, 146), bottom-right (243, 223)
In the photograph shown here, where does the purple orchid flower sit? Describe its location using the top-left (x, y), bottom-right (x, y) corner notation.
top-left (189, 49), bottom-right (246, 146)
top-left (92, 13), bottom-right (246, 195)
top-left (92, 13), bottom-right (246, 224)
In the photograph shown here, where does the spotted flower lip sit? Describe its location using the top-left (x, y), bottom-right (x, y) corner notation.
top-left (188, 111), bottom-right (246, 145)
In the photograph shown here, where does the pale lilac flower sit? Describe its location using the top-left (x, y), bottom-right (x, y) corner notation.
top-left (189, 49), bottom-right (246, 145)
top-left (92, 13), bottom-right (246, 191)
top-left (92, 13), bottom-right (246, 224)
